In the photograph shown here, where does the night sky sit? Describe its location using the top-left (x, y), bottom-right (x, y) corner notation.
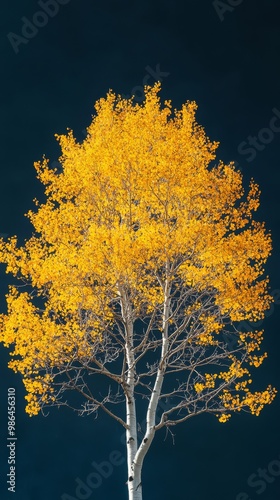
top-left (0, 1), bottom-right (280, 499)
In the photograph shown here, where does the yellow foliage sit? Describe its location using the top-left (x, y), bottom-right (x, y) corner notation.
top-left (0, 83), bottom-right (275, 417)
top-left (219, 385), bottom-right (277, 416)
top-left (194, 383), bottom-right (205, 394)
top-left (218, 413), bottom-right (231, 423)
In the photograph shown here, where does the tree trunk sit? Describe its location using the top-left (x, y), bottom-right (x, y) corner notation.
top-left (123, 268), bottom-right (171, 500)
top-left (118, 282), bottom-right (142, 500)
top-left (126, 395), bottom-right (142, 500)
top-left (127, 457), bottom-right (143, 500)
top-left (125, 268), bottom-right (171, 499)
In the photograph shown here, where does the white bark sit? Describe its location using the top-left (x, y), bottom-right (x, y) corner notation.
top-left (118, 283), bottom-right (141, 500)
top-left (121, 266), bottom-right (171, 500)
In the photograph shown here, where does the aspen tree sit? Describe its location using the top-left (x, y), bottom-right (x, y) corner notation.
top-left (0, 83), bottom-right (276, 500)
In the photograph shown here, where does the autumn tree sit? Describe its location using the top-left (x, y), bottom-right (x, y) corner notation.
top-left (0, 83), bottom-right (276, 500)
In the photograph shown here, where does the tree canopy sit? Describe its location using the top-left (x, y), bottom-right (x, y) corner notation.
top-left (0, 83), bottom-right (276, 424)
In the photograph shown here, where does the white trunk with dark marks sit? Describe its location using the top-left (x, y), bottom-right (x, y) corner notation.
top-left (120, 269), bottom-right (171, 500)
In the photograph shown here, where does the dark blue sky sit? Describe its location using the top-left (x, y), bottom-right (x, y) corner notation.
top-left (0, 1), bottom-right (280, 499)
